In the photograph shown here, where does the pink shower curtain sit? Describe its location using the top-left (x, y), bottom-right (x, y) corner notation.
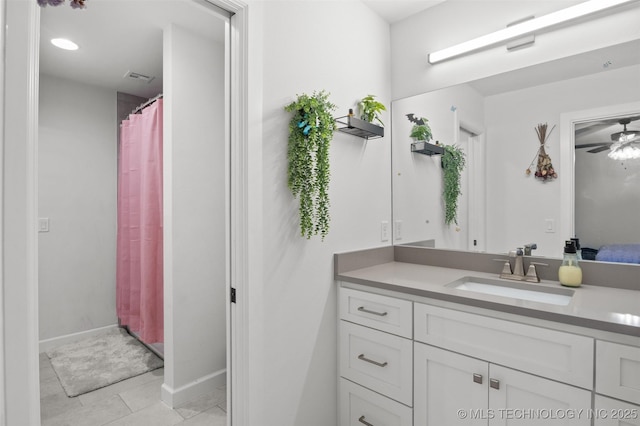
top-left (116, 99), bottom-right (164, 344)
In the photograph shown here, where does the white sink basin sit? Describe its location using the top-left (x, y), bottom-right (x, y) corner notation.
top-left (446, 277), bottom-right (574, 306)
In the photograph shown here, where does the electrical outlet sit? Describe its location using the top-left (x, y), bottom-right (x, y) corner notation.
top-left (381, 221), bottom-right (390, 242)
top-left (394, 220), bottom-right (402, 240)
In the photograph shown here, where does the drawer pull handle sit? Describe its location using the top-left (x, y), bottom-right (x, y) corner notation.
top-left (358, 354), bottom-right (388, 368)
top-left (473, 373), bottom-right (483, 384)
top-left (357, 306), bottom-right (388, 316)
top-left (358, 415), bottom-right (374, 426)
top-left (490, 378), bottom-right (500, 390)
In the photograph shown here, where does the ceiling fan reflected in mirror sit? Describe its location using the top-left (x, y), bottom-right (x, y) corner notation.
top-left (575, 116), bottom-right (640, 159)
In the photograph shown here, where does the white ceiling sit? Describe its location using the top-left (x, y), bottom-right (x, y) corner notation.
top-left (361, 0), bottom-right (445, 23)
top-left (38, 0), bottom-right (440, 99)
top-left (40, 0), bottom-right (640, 100)
top-left (39, 0), bottom-right (226, 99)
top-left (469, 39), bottom-right (640, 96)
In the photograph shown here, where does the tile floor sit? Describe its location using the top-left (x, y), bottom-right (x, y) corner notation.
top-left (40, 353), bottom-right (227, 426)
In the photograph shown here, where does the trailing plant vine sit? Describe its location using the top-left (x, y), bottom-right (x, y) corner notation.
top-left (441, 144), bottom-right (466, 226)
top-left (284, 90), bottom-right (337, 240)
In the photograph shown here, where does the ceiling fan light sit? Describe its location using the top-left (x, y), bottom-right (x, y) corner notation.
top-left (608, 144), bottom-right (640, 160)
top-left (620, 132), bottom-right (638, 142)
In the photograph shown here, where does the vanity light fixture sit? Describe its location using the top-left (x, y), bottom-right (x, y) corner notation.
top-left (427, 0), bottom-right (637, 64)
top-left (51, 38), bottom-right (79, 51)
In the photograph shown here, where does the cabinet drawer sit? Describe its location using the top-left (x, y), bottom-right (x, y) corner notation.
top-left (339, 321), bottom-right (413, 405)
top-left (597, 341), bottom-right (640, 405)
top-left (414, 303), bottom-right (593, 389)
top-left (339, 378), bottom-right (412, 426)
top-left (340, 287), bottom-right (412, 338)
top-left (594, 395), bottom-right (640, 426)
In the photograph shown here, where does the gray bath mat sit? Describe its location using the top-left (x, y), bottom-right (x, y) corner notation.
top-left (46, 327), bottom-right (163, 397)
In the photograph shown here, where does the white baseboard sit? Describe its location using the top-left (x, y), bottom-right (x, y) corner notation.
top-left (39, 324), bottom-right (119, 353)
top-left (161, 368), bottom-right (226, 408)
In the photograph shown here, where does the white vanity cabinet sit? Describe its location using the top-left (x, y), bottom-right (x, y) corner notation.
top-left (413, 302), bottom-right (593, 426)
top-left (594, 341), bottom-right (640, 426)
top-left (414, 343), bottom-right (592, 425)
top-left (338, 284), bottom-right (638, 426)
top-left (339, 287), bottom-right (414, 426)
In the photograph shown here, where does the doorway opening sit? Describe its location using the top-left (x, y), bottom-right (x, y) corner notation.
top-left (37, 0), bottom-right (234, 422)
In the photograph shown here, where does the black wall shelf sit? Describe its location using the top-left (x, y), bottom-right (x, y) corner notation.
top-left (335, 116), bottom-right (384, 140)
top-left (411, 141), bottom-right (444, 156)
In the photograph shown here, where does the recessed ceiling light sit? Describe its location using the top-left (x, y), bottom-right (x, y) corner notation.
top-left (51, 38), bottom-right (79, 51)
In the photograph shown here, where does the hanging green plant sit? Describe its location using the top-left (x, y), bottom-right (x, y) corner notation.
top-left (284, 90), bottom-right (337, 240)
top-left (358, 94), bottom-right (386, 127)
top-left (442, 144), bottom-right (466, 226)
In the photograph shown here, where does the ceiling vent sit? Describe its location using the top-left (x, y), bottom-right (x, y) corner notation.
top-left (123, 70), bottom-right (155, 84)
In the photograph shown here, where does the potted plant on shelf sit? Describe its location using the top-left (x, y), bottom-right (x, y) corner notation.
top-left (441, 144), bottom-right (466, 226)
top-left (358, 94), bottom-right (386, 127)
top-left (284, 90), bottom-right (336, 240)
top-left (407, 114), bottom-right (433, 142)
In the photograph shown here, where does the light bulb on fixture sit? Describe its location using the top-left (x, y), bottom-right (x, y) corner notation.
top-left (427, 0), bottom-right (637, 64)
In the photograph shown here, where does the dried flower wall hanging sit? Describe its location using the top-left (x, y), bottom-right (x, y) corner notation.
top-left (526, 123), bottom-right (557, 181)
top-left (37, 0), bottom-right (86, 9)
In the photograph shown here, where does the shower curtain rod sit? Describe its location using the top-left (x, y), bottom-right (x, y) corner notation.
top-left (132, 93), bottom-right (163, 115)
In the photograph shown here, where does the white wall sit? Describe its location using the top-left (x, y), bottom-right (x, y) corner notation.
top-left (38, 74), bottom-right (118, 342)
top-left (484, 65), bottom-right (640, 257)
top-left (2, 1), bottom-right (41, 423)
top-left (252, 2), bottom-right (391, 425)
top-left (162, 23), bottom-right (227, 406)
top-left (575, 114), bottom-right (640, 249)
top-left (391, 0), bottom-right (640, 100)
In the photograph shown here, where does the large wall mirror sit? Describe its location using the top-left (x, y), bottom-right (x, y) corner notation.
top-left (392, 39), bottom-right (640, 259)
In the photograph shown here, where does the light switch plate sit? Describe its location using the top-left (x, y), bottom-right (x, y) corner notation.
top-left (39, 217), bottom-right (50, 233)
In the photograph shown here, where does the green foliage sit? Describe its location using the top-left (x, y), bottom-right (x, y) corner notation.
top-left (358, 94), bottom-right (386, 126)
top-left (284, 90), bottom-right (337, 240)
top-left (410, 118), bottom-right (433, 141)
top-left (441, 144), bottom-right (466, 226)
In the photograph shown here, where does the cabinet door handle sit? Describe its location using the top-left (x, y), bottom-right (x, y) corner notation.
top-left (357, 306), bottom-right (388, 316)
top-left (358, 354), bottom-right (388, 367)
top-left (490, 378), bottom-right (500, 390)
top-left (473, 373), bottom-right (483, 384)
top-left (358, 415), bottom-right (374, 426)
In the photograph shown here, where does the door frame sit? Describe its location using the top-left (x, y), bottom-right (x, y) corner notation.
top-left (0, 0), bottom-right (250, 425)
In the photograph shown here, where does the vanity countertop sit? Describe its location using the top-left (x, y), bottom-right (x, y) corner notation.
top-left (337, 260), bottom-right (640, 337)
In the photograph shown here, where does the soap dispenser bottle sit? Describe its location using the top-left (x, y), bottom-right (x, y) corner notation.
top-left (571, 237), bottom-right (582, 260)
top-left (559, 240), bottom-right (582, 287)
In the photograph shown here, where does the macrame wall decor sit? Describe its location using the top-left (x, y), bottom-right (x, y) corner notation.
top-left (526, 123), bottom-right (557, 182)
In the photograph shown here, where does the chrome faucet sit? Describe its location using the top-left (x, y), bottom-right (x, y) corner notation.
top-left (496, 247), bottom-right (547, 283)
top-left (524, 243), bottom-right (537, 256)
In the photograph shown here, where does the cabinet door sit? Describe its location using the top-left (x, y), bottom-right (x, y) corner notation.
top-left (414, 342), bottom-right (489, 426)
top-left (488, 365), bottom-right (591, 426)
top-left (340, 378), bottom-right (413, 426)
top-left (594, 395), bottom-right (640, 426)
top-left (597, 341), bottom-right (640, 405)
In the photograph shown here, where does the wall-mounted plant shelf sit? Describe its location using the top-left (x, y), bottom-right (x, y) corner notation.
top-left (335, 116), bottom-right (384, 140)
top-left (411, 141), bottom-right (444, 156)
